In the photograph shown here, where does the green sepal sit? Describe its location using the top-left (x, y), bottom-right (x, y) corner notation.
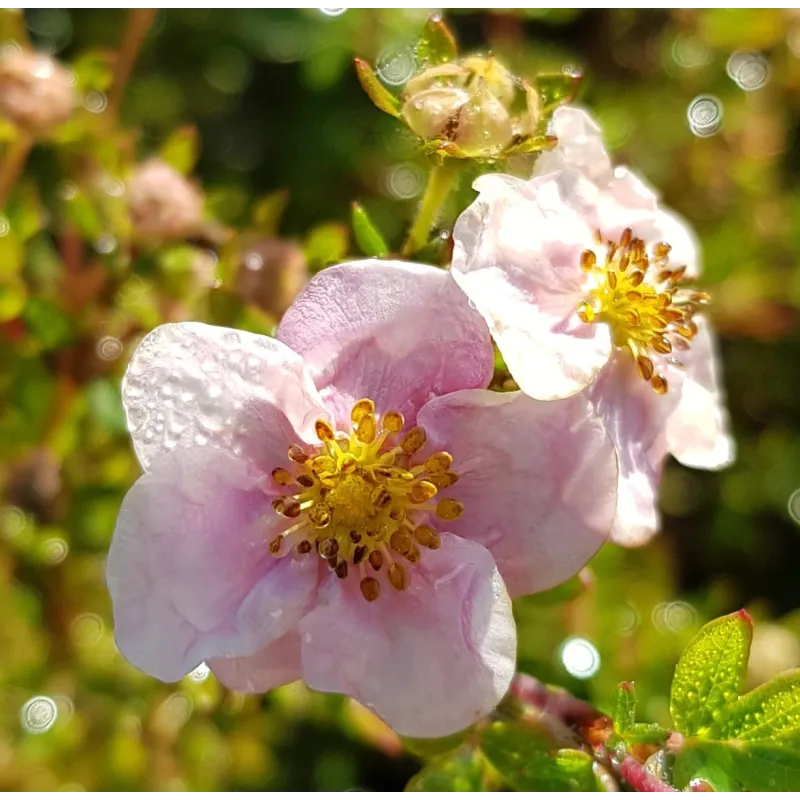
top-left (354, 58), bottom-right (402, 118)
top-left (415, 14), bottom-right (457, 70)
top-left (351, 202), bottom-right (389, 258)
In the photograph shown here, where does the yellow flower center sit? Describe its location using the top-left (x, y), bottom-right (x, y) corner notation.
top-left (268, 398), bottom-right (463, 602)
top-left (576, 227), bottom-right (709, 394)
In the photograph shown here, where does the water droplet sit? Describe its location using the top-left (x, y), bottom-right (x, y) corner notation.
top-left (376, 47), bottom-right (415, 86)
top-left (560, 637), bottom-right (601, 679)
top-left (245, 252), bottom-right (264, 271)
top-left (71, 612), bottom-right (104, 645)
top-left (727, 52), bottom-right (769, 91)
top-left (83, 90), bottom-right (108, 114)
top-left (59, 181), bottom-right (78, 200)
top-left (95, 233), bottom-right (117, 254)
top-left (1, 506), bottom-right (27, 538)
top-left (318, 7), bottom-right (347, 16)
top-left (0, 215), bottom-right (9, 236)
top-left (384, 163), bottom-right (423, 199)
top-left (20, 696), bottom-right (58, 733)
top-left (788, 489), bottom-right (800, 525)
top-left (188, 662), bottom-right (210, 682)
top-left (96, 335), bottom-right (123, 361)
top-left (43, 537), bottom-right (69, 564)
top-left (687, 95), bottom-right (723, 138)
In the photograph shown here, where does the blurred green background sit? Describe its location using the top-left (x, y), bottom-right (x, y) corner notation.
top-left (1, 8), bottom-right (799, 791)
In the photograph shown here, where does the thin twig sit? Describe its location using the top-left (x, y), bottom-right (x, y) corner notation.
top-left (106, 9), bottom-right (157, 124)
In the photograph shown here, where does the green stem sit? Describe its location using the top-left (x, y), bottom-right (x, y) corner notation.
top-left (402, 162), bottom-right (458, 257)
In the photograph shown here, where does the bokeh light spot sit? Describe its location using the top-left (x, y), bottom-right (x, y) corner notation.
top-left (560, 637), bottom-right (601, 679)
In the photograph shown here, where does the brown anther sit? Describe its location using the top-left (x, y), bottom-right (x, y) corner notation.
top-left (351, 398), bottom-right (375, 425)
top-left (607, 270), bottom-right (618, 289)
top-left (409, 480), bottom-right (438, 503)
top-left (269, 535), bottom-right (284, 555)
top-left (315, 419), bottom-right (335, 442)
top-left (348, 530), bottom-right (362, 543)
top-left (288, 444), bottom-right (308, 463)
top-left (368, 550), bottom-right (384, 571)
top-left (319, 537), bottom-right (339, 559)
top-left (594, 228), bottom-right (604, 244)
top-left (620, 227), bottom-right (632, 248)
top-left (626, 290), bottom-right (643, 303)
top-left (428, 471), bottom-right (459, 490)
top-left (309, 504), bottom-right (331, 528)
top-left (652, 336), bottom-right (672, 355)
top-left (577, 301), bottom-right (595, 323)
top-left (334, 560), bottom-right (349, 579)
top-left (296, 540), bottom-right (312, 555)
top-left (355, 413), bottom-right (377, 444)
top-left (353, 544), bottom-right (368, 565)
top-left (651, 374), bottom-right (668, 395)
top-left (636, 355), bottom-right (654, 381)
top-left (271, 467), bottom-right (294, 486)
top-left (390, 529), bottom-right (413, 556)
top-left (691, 291), bottom-right (711, 304)
top-left (382, 410), bottom-right (404, 433)
top-left (619, 253), bottom-right (630, 272)
top-left (297, 474), bottom-right (315, 488)
top-left (654, 242), bottom-right (672, 259)
top-left (629, 271), bottom-right (645, 287)
top-left (388, 562), bottom-right (410, 591)
top-left (360, 576), bottom-right (381, 602)
top-left (401, 426), bottom-right (427, 455)
top-left (340, 454), bottom-right (358, 474)
top-left (657, 293), bottom-right (672, 309)
top-left (389, 506), bottom-right (406, 522)
top-left (405, 544), bottom-right (421, 564)
top-left (424, 452), bottom-right (453, 473)
top-left (656, 269), bottom-right (673, 283)
top-left (310, 455), bottom-right (334, 474)
top-left (436, 498), bottom-right (464, 521)
top-left (273, 496), bottom-right (301, 519)
top-left (624, 309), bottom-right (641, 326)
top-left (414, 525), bottom-right (441, 550)
top-left (580, 249), bottom-right (596, 271)
top-left (676, 321), bottom-right (698, 339)
top-left (606, 243), bottom-right (618, 263)
top-left (671, 265), bottom-right (687, 282)
top-left (662, 309), bottom-right (683, 324)
top-left (371, 486), bottom-right (392, 509)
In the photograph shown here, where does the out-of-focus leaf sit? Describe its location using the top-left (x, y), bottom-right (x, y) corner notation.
top-left (415, 14), bottom-right (457, 69)
top-left (305, 222), bottom-right (349, 270)
top-left (515, 574), bottom-right (586, 608)
top-left (351, 202), bottom-right (389, 257)
top-left (71, 50), bottom-right (115, 93)
top-left (670, 610), bottom-right (753, 736)
top-left (536, 72), bottom-right (583, 115)
top-left (406, 746), bottom-right (487, 792)
top-left (0, 225), bottom-right (24, 277)
top-left (354, 58), bottom-right (401, 118)
top-left (709, 669), bottom-right (800, 745)
top-left (22, 299), bottom-right (74, 350)
top-left (479, 721), bottom-right (604, 791)
top-left (252, 189), bottom-right (289, 235)
top-left (62, 189), bottom-right (104, 241)
top-left (614, 682), bottom-right (637, 734)
top-left (0, 275), bottom-right (26, 321)
top-left (86, 379), bottom-right (127, 436)
top-left (159, 125), bottom-right (199, 175)
top-left (402, 730), bottom-right (469, 759)
top-left (5, 184), bottom-right (46, 242)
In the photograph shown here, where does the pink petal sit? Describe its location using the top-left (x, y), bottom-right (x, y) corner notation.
top-left (417, 389), bottom-right (617, 596)
top-left (588, 358), bottom-right (682, 546)
top-left (209, 630), bottom-right (303, 692)
top-left (298, 534), bottom-right (515, 738)
top-left (451, 173), bottom-right (613, 400)
top-left (666, 317), bottom-right (735, 469)
top-left (276, 260), bottom-right (493, 427)
top-left (123, 322), bottom-right (327, 471)
top-left (107, 447), bottom-right (320, 682)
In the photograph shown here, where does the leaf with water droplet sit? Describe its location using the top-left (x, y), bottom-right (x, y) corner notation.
top-left (353, 58), bottom-right (401, 119)
top-left (624, 722), bottom-right (670, 746)
top-left (709, 668), bottom-right (800, 746)
top-left (415, 14), bottom-right (457, 71)
top-left (351, 202), bottom-right (389, 258)
top-left (536, 72), bottom-right (583, 116)
top-left (504, 134), bottom-right (559, 157)
top-left (670, 610), bottom-right (753, 737)
top-left (614, 682), bottom-right (637, 735)
top-left (406, 745), bottom-right (488, 791)
top-left (673, 740), bottom-right (739, 791)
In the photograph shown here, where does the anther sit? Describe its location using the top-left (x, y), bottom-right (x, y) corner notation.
top-left (351, 398), bottom-right (375, 425)
top-left (428, 471), bottom-right (459, 490)
top-left (424, 452), bottom-right (453, 473)
top-left (340, 454), bottom-right (358, 474)
top-left (671, 266), bottom-right (687, 282)
top-left (620, 227), bottom-right (632, 248)
top-left (654, 242), bottom-right (672, 260)
top-left (405, 544), bottom-right (421, 564)
top-left (310, 455), bottom-right (334, 474)
top-left (353, 544), bottom-right (368, 565)
top-left (390, 529), bottom-right (413, 556)
top-left (288, 445), bottom-right (308, 463)
top-left (577, 301), bottom-right (595, 323)
top-left (273, 497), bottom-right (301, 519)
top-left (580, 249), bottom-right (596, 271)
top-left (607, 270), bottom-right (618, 289)
top-left (360, 576), bottom-right (381, 602)
top-left (371, 486), bottom-right (392, 509)
top-left (296, 540), bottom-right (312, 555)
top-left (636, 355), bottom-right (654, 381)
top-left (348, 530), bottom-right (362, 543)
top-left (368, 550), bottom-right (384, 571)
top-left (355, 413), bottom-right (377, 444)
top-left (594, 228), bottom-right (604, 244)
top-left (388, 562), bottom-right (409, 591)
top-left (297, 474), bottom-right (315, 488)
top-left (651, 374), bottom-right (668, 395)
top-left (319, 537), bottom-right (339, 559)
top-left (662, 309), bottom-right (683, 323)
top-left (626, 290), bottom-right (643, 303)
top-left (652, 336), bottom-right (672, 355)
top-left (269, 535), bottom-right (284, 555)
top-left (382, 410), bottom-right (404, 433)
top-left (414, 525), bottom-right (441, 550)
top-left (315, 419), bottom-right (335, 442)
top-left (629, 271), bottom-right (645, 287)
top-left (271, 467), bottom-right (294, 486)
top-left (309, 504), bottom-right (331, 528)
top-left (409, 480), bottom-right (438, 503)
top-left (436, 498), bottom-right (464, 521)
top-left (334, 560), bottom-right (349, 579)
top-left (657, 269), bottom-right (673, 283)
top-left (400, 426), bottom-right (427, 455)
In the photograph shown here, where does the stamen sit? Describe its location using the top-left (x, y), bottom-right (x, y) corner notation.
top-left (288, 445), bottom-right (308, 464)
top-left (580, 250), bottom-right (596, 271)
top-left (351, 398), bottom-right (375, 424)
top-left (296, 540), bottom-right (312, 555)
top-left (409, 480), bottom-right (438, 503)
top-left (360, 576), bottom-right (381, 601)
top-left (436, 498), bottom-right (464, 521)
top-left (389, 529), bottom-right (413, 556)
top-left (400, 426), bottom-right (427, 455)
top-left (388, 562), bottom-right (409, 591)
top-left (414, 525), bottom-right (441, 550)
top-left (355, 413), bottom-right (377, 444)
top-left (369, 550), bottom-right (384, 571)
top-left (424, 452), bottom-right (453, 472)
top-left (315, 419), bottom-right (335, 442)
top-left (651, 375), bottom-right (668, 395)
top-left (382, 410), bottom-right (404, 433)
top-left (319, 537), bottom-right (339, 559)
top-left (271, 467), bottom-right (294, 486)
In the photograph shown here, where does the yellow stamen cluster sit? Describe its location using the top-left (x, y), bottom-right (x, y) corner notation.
top-left (267, 398), bottom-right (463, 603)
top-left (576, 227), bottom-right (709, 394)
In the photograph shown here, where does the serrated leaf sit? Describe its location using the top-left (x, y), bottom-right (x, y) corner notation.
top-left (670, 610), bottom-right (753, 736)
top-left (479, 722), bottom-right (604, 791)
top-left (406, 746), bottom-right (487, 791)
top-left (351, 202), bottom-right (389, 258)
top-left (415, 14), bottom-right (457, 70)
top-left (614, 682), bottom-right (637, 734)
top-left (537, 72), bottom-right (583, 115)
top-left (354, 58), bottom-right (401, 118)
top-left (159, 125), bottom-right (199, 175)
top-left (709, 669), bottom-right (800, 745)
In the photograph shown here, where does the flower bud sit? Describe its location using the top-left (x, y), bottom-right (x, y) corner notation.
top-left (236, 237), bottom-right (309, 319)
top-left (0, 50), bottom-right (75, 135)
top-left (127, 159), bottom-right (204, 242)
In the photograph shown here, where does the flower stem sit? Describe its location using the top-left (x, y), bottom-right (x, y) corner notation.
top-left (0, 133), bottom-right (33, 210)
top-left (401, 162), bottom-right (458, 257)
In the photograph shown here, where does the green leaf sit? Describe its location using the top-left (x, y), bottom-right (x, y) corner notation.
top-left (86, 380), bottom-right (128, 436)
top-left (351, 202), bottom-right (389, 258)
top-left (354, 58), bottom-right (401, 118)
top-left (252, 189), bottom-right (289, 236)
top-left (614, 682), bottom-right (637, 734)
top-left (623, 723), bottom-right (670, 746)
top-left (406, 746), bottom-right (487, 791)
top-left (21, 299), bottom-right (74, 350)
top-left (479, 722), bottom-right (603, 791)
top-left (709, 669), bottom-right (800, 745)
top-left (0, 225), bottom-right (24, 277)
top-left (670, 610), bottom-right (753, 736)
top-left (673, 740), bottom-right (739, 791)
top-left (305, 223), bottom-right (349, 271)
top-left (536, 72), bottom-right (583, 115)
top-left (159, 125), bottom-right (199, 175)
top-left (415, 14), bottom-right (457, 70)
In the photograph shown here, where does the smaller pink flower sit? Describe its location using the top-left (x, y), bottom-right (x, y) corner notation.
top-left (450, 107), bottom-right (734, 546)
top-left (107, 259), bottom-right (617, 737)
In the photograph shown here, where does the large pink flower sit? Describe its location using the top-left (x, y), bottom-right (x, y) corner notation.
top-left (107, 259), bottom-right (617, 737)
top-left (450, 107), bottom-right (734, 546)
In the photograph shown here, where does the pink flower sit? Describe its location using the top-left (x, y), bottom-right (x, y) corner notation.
top-left (107, 260), bottom-right (617, 737)
top-left (450, 107), bottom-right (734, 546)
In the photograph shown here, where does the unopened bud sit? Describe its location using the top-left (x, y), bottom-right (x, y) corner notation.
top-left (0, 50), bottom-right (75, 135)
